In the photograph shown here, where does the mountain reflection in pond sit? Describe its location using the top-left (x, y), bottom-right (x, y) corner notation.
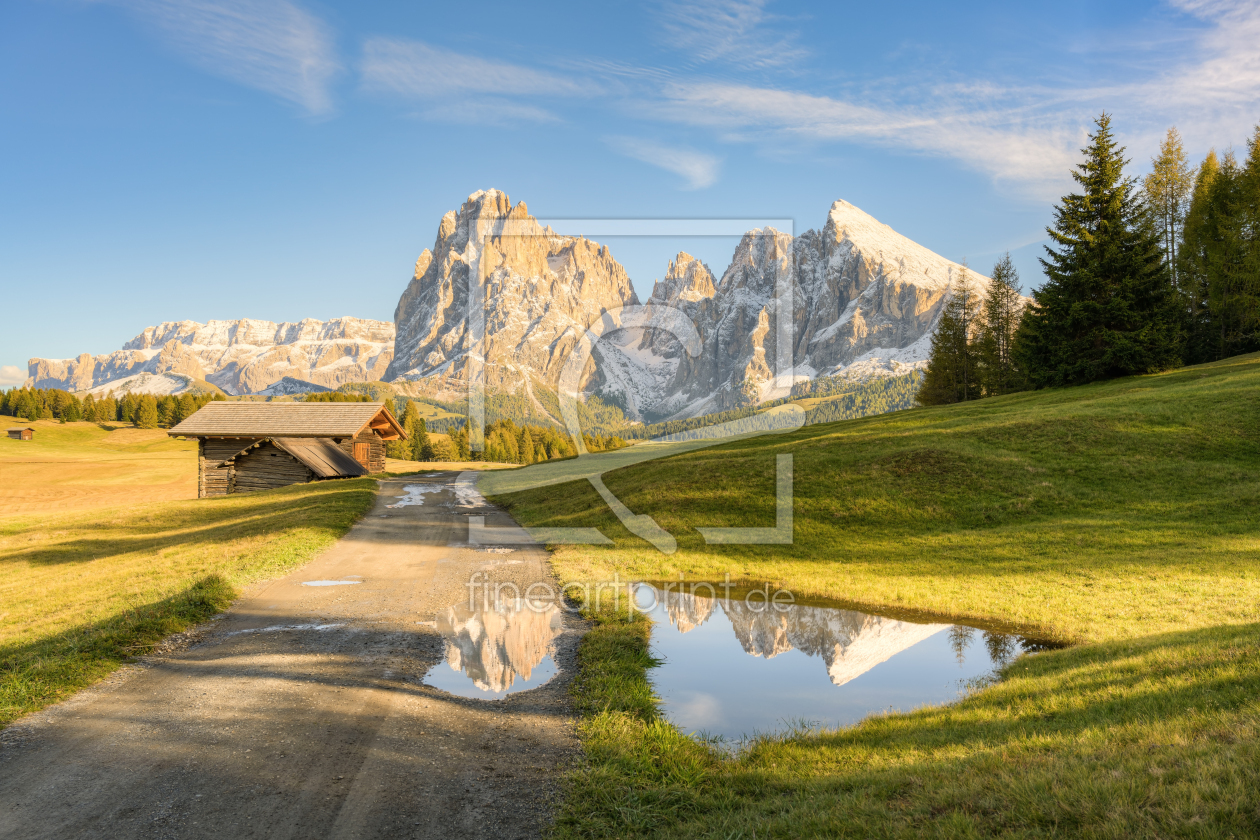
top-left (425, 599), bottom-right (564, 700)
top-left (637, 583), bottom-right (1052, 742)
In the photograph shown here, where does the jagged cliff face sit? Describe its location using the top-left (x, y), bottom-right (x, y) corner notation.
top-left (649, 201), bottom-right (987, 417)
top-left (27, 318), bottom-right (394, 395)
top-left (403, 195), bottom-right (986, 421)
top-left (386, 189), bottom-right (639, 402)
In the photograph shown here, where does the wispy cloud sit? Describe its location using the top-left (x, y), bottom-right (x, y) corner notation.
top-left (420, 100), bottom-right (560, 125)
top-left (1130, 0), bottom-right (1260, 148)
top-left (652, 82), bottom-right (1081, 198)
top-left (655, 0), bottom-right (806, 69)
top-left (360, 38), bottom-right (595, 99)
top-left (112, 0), bottom-right (339, 114)
top-left (632, 0), bottom-right (1260, 199)
top-left (605, 136), bottom-right (720, 189)
top-left (0, 365), bottom-right (27, 387)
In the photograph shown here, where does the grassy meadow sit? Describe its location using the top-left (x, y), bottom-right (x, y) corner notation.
top-left (492, 352), bottom-right (1260, 838)
top-left (0, 421), bottom-right (377, 727)
top-left (0, 420), bottom-right (197, 515)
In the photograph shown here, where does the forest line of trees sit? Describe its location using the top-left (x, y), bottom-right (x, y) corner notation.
top-left (381, 398), bottom-right (625, 465)
top-left (0, 386), bottom-right (223, 428)
top-left (920, 114), bottom-right (1260, 405)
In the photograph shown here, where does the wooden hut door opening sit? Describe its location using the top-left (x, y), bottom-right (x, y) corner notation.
top-left (353, 442), bottom-right (370, 466)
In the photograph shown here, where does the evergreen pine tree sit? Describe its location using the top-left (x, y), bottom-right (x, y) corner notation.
top-left (418, 419), bottom-right (435, 461)
top-left (1202, 138), bottom-right (1260, 359)
top-left (134, 395), bottom-right (159, 429)
top-left (976, 254), bottom-right (1027, 396)
top-left (451, 423), bottom-right (470, 461)
top-left (917, 266), bottom-right (982, 405)
top-left (518, 428), bottom-right (535, 465)
top-left (1015, 114), bottom-right (1180, 387)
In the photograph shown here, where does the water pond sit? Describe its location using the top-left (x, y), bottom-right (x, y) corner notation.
top-left (634, 582), bottom-right (1057, 743)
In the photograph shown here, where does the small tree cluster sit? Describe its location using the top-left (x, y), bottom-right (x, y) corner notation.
top-left (1015, 114), bottom-right (1182, 387)
top-left (918, 257), bottom-right (1027, 405)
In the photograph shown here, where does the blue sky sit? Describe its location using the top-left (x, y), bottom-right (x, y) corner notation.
top-left (3, 0), bottom-right (1258, 384)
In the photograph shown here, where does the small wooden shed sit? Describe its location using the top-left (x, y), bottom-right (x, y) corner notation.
top-left (7, 427), bottom-right (34, 441)
top-left (168, 402), bottom-right (406, 498)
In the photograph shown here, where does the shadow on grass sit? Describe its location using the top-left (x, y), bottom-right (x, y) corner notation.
top-left (0, 575), bottom-right (235, 728)
top-left (1, 479), bottom-right (378, 568)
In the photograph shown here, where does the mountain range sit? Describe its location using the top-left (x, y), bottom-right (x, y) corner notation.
top-left (27, 189), bottom-right (985, 421)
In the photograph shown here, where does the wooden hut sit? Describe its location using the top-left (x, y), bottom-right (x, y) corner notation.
top-left (7, 427), bottom-right (34, 441)
top-left (168, 402), bottom-right (406, 498)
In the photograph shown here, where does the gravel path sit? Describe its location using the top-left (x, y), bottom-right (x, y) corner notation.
top-left (0, 474), bottom-right (586, 840)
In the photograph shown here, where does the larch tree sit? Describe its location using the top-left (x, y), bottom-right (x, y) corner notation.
top-left (1179, 149), bottom-right (1222, 363)
top-left (1142, 127), bottom-right (1196, 288)
top-left (1015, 113), bottom-right (1180, 387)
top-left (134, 395), bottom-right (159, 429)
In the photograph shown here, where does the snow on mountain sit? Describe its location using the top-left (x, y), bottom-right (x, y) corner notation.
top-left (28, 318), bottom-right (394, 396)
top-left (81, 372), bottom-right (205, 397)
top-left (384, 193), bottom-right (992, 420)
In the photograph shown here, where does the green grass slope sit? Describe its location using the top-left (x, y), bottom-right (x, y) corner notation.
top-left (0, 478), bottom-right (377, 727)
top-left (497, 354), bottom-right (1260, 838)
top-left (503, 352), bottom-right (1260, 644)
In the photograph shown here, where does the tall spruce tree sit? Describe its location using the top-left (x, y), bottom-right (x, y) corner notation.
top-left (1142, 127), bottom-right (1196, 288)
top-left (1015, 114), bottom-right (1180, 387)
top-left (918, 265), bottom-right (983, 405)
top-left (976, 253), bottom-right (1027, 396)
top-left (1202, 138), bottom-right (1260, 359)
top-left (409, 415), bottom-right (433, 462)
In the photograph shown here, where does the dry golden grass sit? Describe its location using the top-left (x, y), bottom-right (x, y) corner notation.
top-left (0, 420), bottom-right (196, 516)
top-left (383, 457), bottom-right (517, 473)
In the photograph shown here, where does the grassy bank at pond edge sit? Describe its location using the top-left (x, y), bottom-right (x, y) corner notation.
top-left (495, 354), bottom-right (1260, 838)
top-left (0, 478), bottom-right (377, 728)
top-left (554, 609), bottom-right (1259, 839)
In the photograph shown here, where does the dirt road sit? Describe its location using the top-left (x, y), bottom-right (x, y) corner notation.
top-left (0, 474), bottom-right (585, 840)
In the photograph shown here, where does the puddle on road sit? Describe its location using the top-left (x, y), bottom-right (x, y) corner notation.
top-left (424, 597), bottom-right (565, 700)
top-left (387, 484), bottom-right (446, 508)
top-left (301, 580), bottom-right (363, 587)
top-left (228, 623), bottom-right (345, 636)
top-left (635, 583), bottom-right (1057, 743)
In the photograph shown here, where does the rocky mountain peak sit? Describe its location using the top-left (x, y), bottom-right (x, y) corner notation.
top-left (386, 189), bottom-right (638, 398)
top-left (650, 252), bottom-right (717, 305)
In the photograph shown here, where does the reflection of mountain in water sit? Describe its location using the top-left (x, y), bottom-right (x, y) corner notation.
top-left (658, 588), bottom-right (950, 687)
top-left (438, 600), bottom-right (564, 693)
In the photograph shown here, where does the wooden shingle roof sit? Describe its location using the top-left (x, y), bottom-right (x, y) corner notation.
top-left (271, 438), bottom-right (369, 478)
top-left (168, 402), bottom-right (405, 440)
